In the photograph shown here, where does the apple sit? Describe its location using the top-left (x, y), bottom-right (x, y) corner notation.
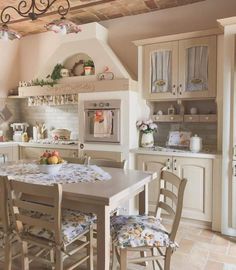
top-left (52, 150), bottom-right (60, 157)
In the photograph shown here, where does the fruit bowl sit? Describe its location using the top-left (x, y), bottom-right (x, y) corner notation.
top-left (38, 150), bottom-right (65, 175)
top-left (38, 163), bottom-right (64, 175)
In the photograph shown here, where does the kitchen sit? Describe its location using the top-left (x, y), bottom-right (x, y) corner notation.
top-left (0, 0), bottom-right (236, 269)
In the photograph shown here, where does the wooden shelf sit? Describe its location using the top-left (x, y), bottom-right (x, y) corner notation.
top-left (152, 114), bottom-right (217, 123)
top-left (18, 78), bottom-right (137, 97)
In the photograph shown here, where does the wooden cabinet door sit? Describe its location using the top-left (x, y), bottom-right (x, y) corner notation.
top-left (143, 41), bottom-right (178, 100)
top-left (173, 156), bottom-right (212, 222)
top-left (137, 154), bottom-right (172, 213)
top-left (0, 147), bottom-right (14, 162)
top-left (178, 36), bottom-right (216, 99)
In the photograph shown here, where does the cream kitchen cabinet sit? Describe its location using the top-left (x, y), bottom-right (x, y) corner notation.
top-left (20, 146), bottom-right (78, 160)
top-left (143, 35), bottom-right (216, 100)
top-left (137, 154), bottom-right (213, 222)
top-left (0, 145), bottom-right (19, 163)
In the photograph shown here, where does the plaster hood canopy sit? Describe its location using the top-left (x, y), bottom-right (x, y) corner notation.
top-left (18, 22), bottom-right (136, 97)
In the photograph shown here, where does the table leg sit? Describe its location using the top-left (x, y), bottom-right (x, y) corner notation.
top-left (139, 183), bottom-right (149, 266)
top-left (96, 205), bottom-right (110, 270)
top-left (139, 183), bottom-right (148, 215)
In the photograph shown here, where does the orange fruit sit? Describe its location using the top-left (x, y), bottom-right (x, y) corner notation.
top-left (48, 156), bottom-right (59, 164)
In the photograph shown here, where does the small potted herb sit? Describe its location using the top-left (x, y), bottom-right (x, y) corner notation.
top-left (84, 60), bottom-right (94, 75)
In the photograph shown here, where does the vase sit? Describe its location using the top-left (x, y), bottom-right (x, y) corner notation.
top-left (141, 132), bottom-right (154, 148)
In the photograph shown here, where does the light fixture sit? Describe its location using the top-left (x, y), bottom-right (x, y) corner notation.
top-left (0, 0), bottom-right (81, 40)
top-left (45, 18), bottom-right (81, 34)
top-left (0, 24), bottom-right (21, 41)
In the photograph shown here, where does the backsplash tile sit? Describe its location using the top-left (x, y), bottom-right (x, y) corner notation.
top-left (19, 99), bottom-right (79, 139)
top-left (154, 123), bottom-right (217, 149)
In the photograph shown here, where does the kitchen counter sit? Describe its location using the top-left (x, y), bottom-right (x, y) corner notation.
top-left (0, 141), bottom-right (78, 150)
top-left (0, 142), bottom-right (19, 147)
top-left (19, 142), bottom-right (78, 150)
top-left (130, 147), bottom-right (220, 159)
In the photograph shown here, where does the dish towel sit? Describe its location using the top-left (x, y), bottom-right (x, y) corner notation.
top-left (94, 110), bottom-right (112, 138)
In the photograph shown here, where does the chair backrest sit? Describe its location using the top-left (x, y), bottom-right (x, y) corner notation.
top-left (5, 178), bottom-right (63, 245)
top-left (0, 176), bottom-right (10, 233)
top-left (65, 156), bottom-right (89, 165)
top-left (155, 170), bottom-right (187, 242)
top-left (88, 158), bottom-right (127, 169)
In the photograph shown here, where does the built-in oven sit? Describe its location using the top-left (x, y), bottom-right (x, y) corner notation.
top-left (84, 100), bottom-right (121, 143)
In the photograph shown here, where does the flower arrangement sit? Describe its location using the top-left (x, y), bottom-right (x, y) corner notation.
top-left (136, 120), bottom-right (158, 134)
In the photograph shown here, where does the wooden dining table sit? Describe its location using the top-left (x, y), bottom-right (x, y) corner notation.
top-left (0, 161), bottom-right (156, 270)
top-left (62, 167), bottom-right (156, 270)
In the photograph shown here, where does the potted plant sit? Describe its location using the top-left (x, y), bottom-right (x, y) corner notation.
top-left (84, 60), bottom-right (95, 75)
top-left (136, 120), bottom-right (157, 148)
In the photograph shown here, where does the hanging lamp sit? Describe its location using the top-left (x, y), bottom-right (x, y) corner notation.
top-left (0, 0), bottom-right (81, 40)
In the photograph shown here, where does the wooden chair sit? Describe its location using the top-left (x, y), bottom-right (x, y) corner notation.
top-left (111, 170), bottom-right (187, 270)
top-left (88, 158), bottom-right (127, 169)
top-left (5, 178), bottom-right (95, 270)
top-left (0, 176), bottom-right (13, 270)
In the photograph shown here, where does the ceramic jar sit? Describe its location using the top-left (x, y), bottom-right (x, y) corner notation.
top-left (190, 134), bottom-right (202, 153)
top-left (141, 132), bottom-right (154, 148)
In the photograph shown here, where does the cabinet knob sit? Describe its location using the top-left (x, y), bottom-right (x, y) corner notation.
top-left (205, 116), bottom-right (209, 120)
top-left (172, 85), bottom-right (176, 95)
top-left (189, 117), bottom-right (192, 120)
top-left (170, 117), bottom-right (174, 120)
top-left (179, 84), bottom-right (182, 95)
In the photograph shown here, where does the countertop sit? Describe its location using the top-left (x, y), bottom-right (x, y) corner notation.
top-left (0, 142), bottom-right (78, 150)
top-left (0, 142), bottom-right (19, 147)
top-left (130, 147), bottom-right (221, 159)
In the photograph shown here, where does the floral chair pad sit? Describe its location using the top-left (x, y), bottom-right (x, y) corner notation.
top-left (21, 209), bottom-right (96, 245)
top-left (111, 215), bottom-right (177, 249)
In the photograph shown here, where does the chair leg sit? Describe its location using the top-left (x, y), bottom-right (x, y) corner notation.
top-left (50, 249), bottom-right (55, 270)
top-left (4, 237), bottom-right (12, 270)
top-left (111, 243), bottom-right (118, 270)
top-left (55, 248), bottom-right (63, 270)
top-left (164, 248), bottom-right (172, 270)
top-left (21, 241), bottom-right (29, 270)
top-left (120, 248), bottom-right (127, 270)
top-left (151, 247), bottom-right (159, 270)
top-left (87, 227), bottom-right (94, 270)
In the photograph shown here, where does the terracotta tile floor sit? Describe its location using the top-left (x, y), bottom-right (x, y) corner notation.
top-left (3, 223), bottom-right (236, 269)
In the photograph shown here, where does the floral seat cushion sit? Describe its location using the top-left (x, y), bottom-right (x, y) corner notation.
top-left (111, 215), bottom-right (177, 249)
top-left (21, 209), bottom-right (96, 244)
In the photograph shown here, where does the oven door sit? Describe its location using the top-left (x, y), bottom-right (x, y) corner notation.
top-left (84, 109), bottom-right (120, 143)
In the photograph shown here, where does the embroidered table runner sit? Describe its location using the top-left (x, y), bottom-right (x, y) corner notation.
top-left (0, 162), bottom-right (111, 185)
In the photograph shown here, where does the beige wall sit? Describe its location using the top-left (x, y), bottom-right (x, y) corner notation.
top-left (0, 40), bottom-right (20, 97)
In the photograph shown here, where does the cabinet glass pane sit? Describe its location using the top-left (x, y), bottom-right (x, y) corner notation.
top-left (151, 50), bottom-right (172, 93)
top-left (186, 46), bottom-right (208, 92)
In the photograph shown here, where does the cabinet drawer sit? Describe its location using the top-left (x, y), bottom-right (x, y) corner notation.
top-left (199, 115), bottom-right (217, 122)
top-left (152, 115), bottom-right (183, 122)
top-left (184, 115), bottom-right (200, 122)
top-left (20, 147), bottom-right (78, 159)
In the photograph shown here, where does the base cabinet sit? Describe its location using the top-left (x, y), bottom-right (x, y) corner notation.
top-left (137, 154), bottom-right (213, 222)
top-left (20, 146), bottom-right (78, 160)
top-left (0, 145), bottom-right (19, 163)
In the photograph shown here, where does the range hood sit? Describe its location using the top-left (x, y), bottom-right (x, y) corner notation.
top-left (18, 23), bottom-right (137, 97)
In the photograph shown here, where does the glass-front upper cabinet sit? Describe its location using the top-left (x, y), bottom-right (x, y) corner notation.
top-left (178, 36), bottom-right (217, 99)
top-left (143, 41), bottom-right (178, 100)
top-left (142, 36), bottom-right (216, 100)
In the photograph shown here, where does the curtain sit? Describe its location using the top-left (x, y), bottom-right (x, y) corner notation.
top-left (186, 46), bottom-right (208, 91)
top-left (151, 50), bottom-right (172, 93)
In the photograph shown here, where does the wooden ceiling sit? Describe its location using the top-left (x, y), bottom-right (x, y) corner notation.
top-left (0, 0), bottom-right (205, 35)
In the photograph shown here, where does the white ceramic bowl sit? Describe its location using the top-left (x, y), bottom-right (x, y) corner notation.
top-left (38, 163), bottom-right (63, 175)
